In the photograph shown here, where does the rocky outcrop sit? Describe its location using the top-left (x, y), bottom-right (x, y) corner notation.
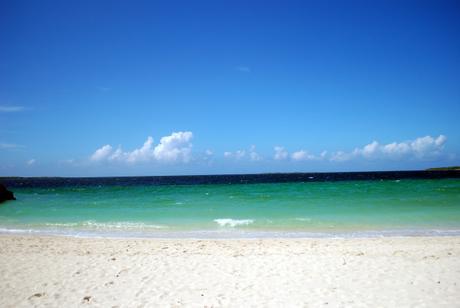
top-left (0, 184), bottom-right (15, 203)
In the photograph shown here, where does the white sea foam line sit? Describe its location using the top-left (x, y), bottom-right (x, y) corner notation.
top-left (1, 227), bottom-right (460, 239)
top-left (43, 221), bottom-right (168, 229)
top-left (214, 218), bottom-right (254, 227)
top-left (294, 217), bottom-right (312, 222)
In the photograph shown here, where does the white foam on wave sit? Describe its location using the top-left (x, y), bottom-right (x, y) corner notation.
top-left (2, 227), bottom-right (460, 239)
top-left (214, 218), bottom-right (254, 227)
top-left (0, 228), bottom-right (42, 234)
top-left (43, 221), bottom-right (167, 230)
top-left (294, 217), bottom-right (312, 222)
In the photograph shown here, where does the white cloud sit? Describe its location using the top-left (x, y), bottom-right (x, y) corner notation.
top-left (224, 146), bottom-right (261, 161)
top-left (202, 149), bottom-right (214, 162)
top-left (274, 146), bottom-right (288, 160)
top-left (235, 150), bottom-right (246, 159)
top-left (224, 150), bottom-right (246, 159)
top-left (231, 150), bottom-right (245, 159)
top-left (250, 152), bottom-right (261, 161)
top-left (382, 142), bottom-right (411, 156)
top-left (330, 151), bottom-right (352, 162)
top-left (274, 147), bottom-right (327, 162)
top-left (127, 136), bottom-right (155, 163)
top-left (357, 140), bottom-right (380, 158)
top-left (291, 150), bottom-right (318, 161)
top-left (331, 135), bottom-right (447, 162)
top-left (291, 150), bottom-right (307, 161)
top-left (90, 131), bottom-right (193, 164)
top-left (89, 133), bottom-right (448, 166)
top-left (410, 135), bottom-right (446, 158)
top-left (26, 159), bottom-right (36, 166)
top-left (249, 145), bottom-right (262, 161)
top-left (90, 144), bottom-right (113, 161)
top-left (153, 131), bottom-right (193, 162)
top-left (0, 105), bottom-right (26, 113)
top-left (108, 147), bottom-right (124, 161)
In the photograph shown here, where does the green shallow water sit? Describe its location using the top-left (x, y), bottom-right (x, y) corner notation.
top-left (1, 179), bottom-right (460, 237)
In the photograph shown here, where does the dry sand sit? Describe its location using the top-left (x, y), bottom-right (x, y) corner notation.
top-left (0, 235), bottom-right (459, 307)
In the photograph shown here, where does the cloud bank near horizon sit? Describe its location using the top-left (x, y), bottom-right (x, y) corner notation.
top-left (329, 135), bottom-right (447, 162)
top-left (224, 145), bottom-right (261, 161)
top-left (271, 135), bottom-right (448, 163)
top-left (89, 133), bottom-right (449, 166)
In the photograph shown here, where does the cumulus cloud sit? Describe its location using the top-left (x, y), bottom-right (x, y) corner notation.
top-left (273, 135), bottom-right (446, 163)
top-left (354, 140), bottom-right (380, 158)
top-left (249, 145), bottom-right (261, 161)
top-left (274, 146), bottom-right (327, 162)
top-left (224, 146), bottom-right (262, 161)
top-left (126, 136), bottom-right (155, 163)
top-left (91, 144), bottom-right (113, 161)
top-left (0, 105), bottom-right (26, 113)
top-left (291, 150), bottom-right (319, 161)
top-left (331, 135), bottom-right (447, 162)
top-left (274, 146), bottom-right (288, 160)
top-left (153, 131), bottom-right (193, 162)
top-left (224, 151), bottom-right (233, 158)
top-left (330, 150), bottom-right (353, 162)
top-left (249, 152), bottom-right (261, 161)
top-left (236, 150), bottom-right (246, 159)
top-left (26, 159), bottom-right (36, 166)
top-left (224, 150), bottom-right (246, 159)
top-left (410, 135), bottom-right (446, 158)
top-left (89, 133), bottom-right (448, 166)
top-left (201, 149), bottom-right (214, 162)
top-left (90, 132), bottom-right (193, 164)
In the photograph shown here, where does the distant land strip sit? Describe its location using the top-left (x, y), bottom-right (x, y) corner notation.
top-left (426, 166), bottom-right (460, 171)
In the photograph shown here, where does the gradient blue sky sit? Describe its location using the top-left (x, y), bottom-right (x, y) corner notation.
top-left (1, 0), bottom-right (459, 176)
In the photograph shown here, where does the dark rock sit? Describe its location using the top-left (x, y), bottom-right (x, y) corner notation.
top-left (0, 184), bottom-right (16, 203)
top-left (82, 296), bottom-right (91, 302)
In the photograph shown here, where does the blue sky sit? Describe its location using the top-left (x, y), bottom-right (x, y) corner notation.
top-left (1, 0), bottom-right (459, 176)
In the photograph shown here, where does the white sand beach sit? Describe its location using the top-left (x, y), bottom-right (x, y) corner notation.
top-left (0, 235), bottom-right (459, 307)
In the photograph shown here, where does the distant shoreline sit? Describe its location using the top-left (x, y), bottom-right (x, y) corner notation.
top-left (426, 166), bottom-right (460, 171)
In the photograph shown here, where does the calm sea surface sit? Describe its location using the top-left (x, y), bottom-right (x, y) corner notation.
top-left (1, 172), bottom-right (459, 238)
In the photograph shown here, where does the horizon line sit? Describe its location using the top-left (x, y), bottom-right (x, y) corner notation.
top-left (1, 168), bottom-right (459, 179)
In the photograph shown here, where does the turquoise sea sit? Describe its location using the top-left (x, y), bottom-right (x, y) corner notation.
top-left (1, 177), bottom-right (460, 238)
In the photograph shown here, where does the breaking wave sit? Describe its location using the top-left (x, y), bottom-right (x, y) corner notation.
top-left (214, 218), bottom-right (254, 227)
